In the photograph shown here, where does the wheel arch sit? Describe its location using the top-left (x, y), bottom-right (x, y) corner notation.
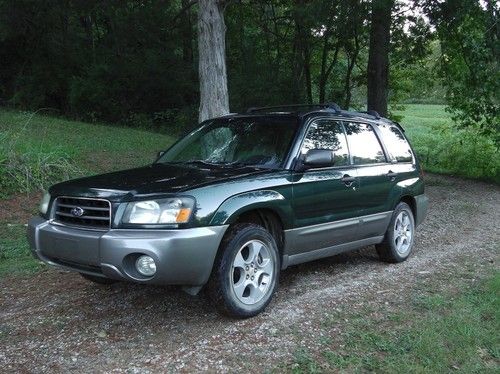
top-left (398, 195), bottom-right (417, 218)
top-left (209, 190), bottom-right (291, 262)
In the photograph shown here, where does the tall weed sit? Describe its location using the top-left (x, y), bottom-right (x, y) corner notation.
top-left (0, 111), bottom-right (80, 197)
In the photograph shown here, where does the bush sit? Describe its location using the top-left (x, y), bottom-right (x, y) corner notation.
top-left (412, 127), bottom-right (499, 184)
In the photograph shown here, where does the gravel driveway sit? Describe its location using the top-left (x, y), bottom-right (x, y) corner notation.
top-left (1, 174), bottom-right (499, 372)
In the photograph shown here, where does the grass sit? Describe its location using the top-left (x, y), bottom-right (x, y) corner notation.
top-left (0, 225), bottom-right (42, 277)
top-left (0, 109), bottom-right (173, 196)
top-left (289, 272), bottom-right (500, 373)
top-left (395, 104), bottom-right (499, 184)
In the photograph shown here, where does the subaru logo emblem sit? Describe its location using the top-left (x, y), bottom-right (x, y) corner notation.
top-left (71, 207), bottom-right (85, 217)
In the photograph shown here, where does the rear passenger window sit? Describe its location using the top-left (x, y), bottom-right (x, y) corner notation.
top-left (378, 125), bottom-right (413, 162)
top-left (301, 119), bottom-right (349, 166)
top-left (344, 122), bottom-right (386, 165)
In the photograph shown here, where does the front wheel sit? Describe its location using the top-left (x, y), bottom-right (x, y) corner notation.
top-left (207, 224), bottom-right (280, 318)
top-left (376, 202), bottom-right (415, 263)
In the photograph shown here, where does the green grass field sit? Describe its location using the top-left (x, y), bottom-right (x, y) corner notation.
top-left (0, 110), bottom-right (173, 166)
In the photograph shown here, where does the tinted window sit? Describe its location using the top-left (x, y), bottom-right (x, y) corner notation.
top-left (301, 120), bottom-right (349, 166)
top-left (378, 125), bottom-right (413, 162)
top-left (344, 122), bottom-right (386, 165)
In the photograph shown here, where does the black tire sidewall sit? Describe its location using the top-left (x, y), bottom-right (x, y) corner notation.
top-left (211, 224), bottom-right (280, 318)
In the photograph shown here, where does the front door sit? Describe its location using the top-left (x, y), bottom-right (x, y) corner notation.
top-left (290, 119), bottom-right (360, 254)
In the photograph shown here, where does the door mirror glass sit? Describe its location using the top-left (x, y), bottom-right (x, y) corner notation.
top-left (302, 149), bottom-right (335, 169)
top-left (156, 151), bottom-right (165, 160)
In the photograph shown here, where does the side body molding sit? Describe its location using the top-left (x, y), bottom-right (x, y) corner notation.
top-left (209, 190), bottom-right (293, 228)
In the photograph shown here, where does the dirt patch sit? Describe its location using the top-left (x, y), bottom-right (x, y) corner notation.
top-left (0, 192), bottom-right (41, 224)
top-left (0, 174), bottom-right (499, 372)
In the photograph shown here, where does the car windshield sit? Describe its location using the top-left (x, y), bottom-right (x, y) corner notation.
top-left (157, 117), bottom-right (298, 168)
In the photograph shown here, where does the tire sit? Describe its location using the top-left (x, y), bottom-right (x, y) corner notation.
top-left (376, 202), bottom-right (416, 263)
top-left (80, 273), bottom-right (118, 285)
top-left (207, 223), bottom-right (280, 318)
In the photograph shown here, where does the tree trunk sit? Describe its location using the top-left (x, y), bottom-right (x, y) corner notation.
top-left (367, 0), bottom-right (394, 117)
top-left (291, 0), bottom-right (311, 103)
top-left (198, 0), bottom-right (229, 122)
top-left (318, 41), bottom-right (340, 103)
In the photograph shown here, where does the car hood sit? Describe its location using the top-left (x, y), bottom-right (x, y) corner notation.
top-left (49, 163), bottom-right (272, 201)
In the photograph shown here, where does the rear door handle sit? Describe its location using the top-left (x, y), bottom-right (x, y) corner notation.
top-left (386, 170), bottom-right (398, 180)
top-left (341, 174), bottom-right (356, 186)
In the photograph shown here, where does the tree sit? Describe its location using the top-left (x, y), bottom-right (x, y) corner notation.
top-left (423, 0), bottom-right (499, 144)
top-left (198, 0), bottom-right (230, 122)
top-left (367, 0), bottom-right (395, 116)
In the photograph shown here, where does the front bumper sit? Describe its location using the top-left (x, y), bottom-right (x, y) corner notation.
top-left (27, 217), bottom-right (228, 286)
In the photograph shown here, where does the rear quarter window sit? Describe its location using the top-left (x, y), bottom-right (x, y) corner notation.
top-left (378, 125), bottom-right (413, 162)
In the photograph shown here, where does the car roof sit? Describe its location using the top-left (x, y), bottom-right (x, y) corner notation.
top-left (221, 103), bottom-right (404, 131)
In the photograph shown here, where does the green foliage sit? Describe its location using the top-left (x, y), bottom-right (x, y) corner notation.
top-left (290, 271), bottom-right (500, 373)
top-left (0, 0), bottom-right (198, 125)
top-left (0, 0), bottom-right (435, 122)
top-left (398, 104), bottom-right (499, 184)
top-left (424, 0), bottom-right (500, 144)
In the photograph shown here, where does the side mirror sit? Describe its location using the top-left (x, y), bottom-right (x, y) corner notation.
top-left (156, 151), bottom-right (165, 160)
top-left (297, 149), bottom-right (335, 171)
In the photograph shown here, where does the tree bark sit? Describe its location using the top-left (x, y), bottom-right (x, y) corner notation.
top-left (198, 0), bottom-right (229, 122)
top-left (318, 41), bottom-right (340, 103)
top-left (291, 0), bottom-right (312, 103)
top-left (367, 0), bottom-right (394, 117)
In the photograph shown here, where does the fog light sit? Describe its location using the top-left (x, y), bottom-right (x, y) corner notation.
top-left (135, 255), bottom-right (156, 277)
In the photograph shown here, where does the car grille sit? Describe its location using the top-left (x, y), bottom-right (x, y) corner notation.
top-left (54, 197), bottom-right (111, 230)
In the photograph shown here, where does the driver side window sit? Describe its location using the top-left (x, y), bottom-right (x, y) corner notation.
top-left (301, 119), bottom-right (349, 166)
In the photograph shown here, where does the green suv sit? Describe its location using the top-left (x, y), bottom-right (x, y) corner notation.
top-left (28, 103), bottom-right (428, 318)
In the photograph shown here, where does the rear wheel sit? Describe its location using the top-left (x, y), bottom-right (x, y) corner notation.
top-left (208, 224), bottom-right (280, 318)
top-left (376, 202), bottom-right (415, 263)
top-left (80, 273), bottom-right (117, 285)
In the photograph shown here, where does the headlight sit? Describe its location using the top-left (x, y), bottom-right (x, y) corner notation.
top-left (122, 197), bottom-right (194, 225)
top-left (39, 192), bottom-right (51, 215)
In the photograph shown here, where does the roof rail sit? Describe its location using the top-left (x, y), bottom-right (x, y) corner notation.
top-left (358, 110), bottom-right (381, 119)
top-left (246, 103), bottom-right (342, 114)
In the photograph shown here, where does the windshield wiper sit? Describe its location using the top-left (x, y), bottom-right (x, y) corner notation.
top-left (179, 160), bottom-right (225, 167)
top-left (174, 160), bottom-right (268, 169)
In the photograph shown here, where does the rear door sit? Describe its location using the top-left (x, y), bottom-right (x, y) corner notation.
top-left (290, 118), bottom-right (360, 254)
top-left (376, 123), bottom-right (417, 182)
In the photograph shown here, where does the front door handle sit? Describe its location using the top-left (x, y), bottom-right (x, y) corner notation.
top-left (341, 174), bottom-right (356, 187)
top-left (386, 170), bottom-right (398, 181)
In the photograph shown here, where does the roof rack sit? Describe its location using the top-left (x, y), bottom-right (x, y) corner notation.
top-left (246, 103), bottom-right (342, 114)
top-left (363, 110), bottom-right (381, 119)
